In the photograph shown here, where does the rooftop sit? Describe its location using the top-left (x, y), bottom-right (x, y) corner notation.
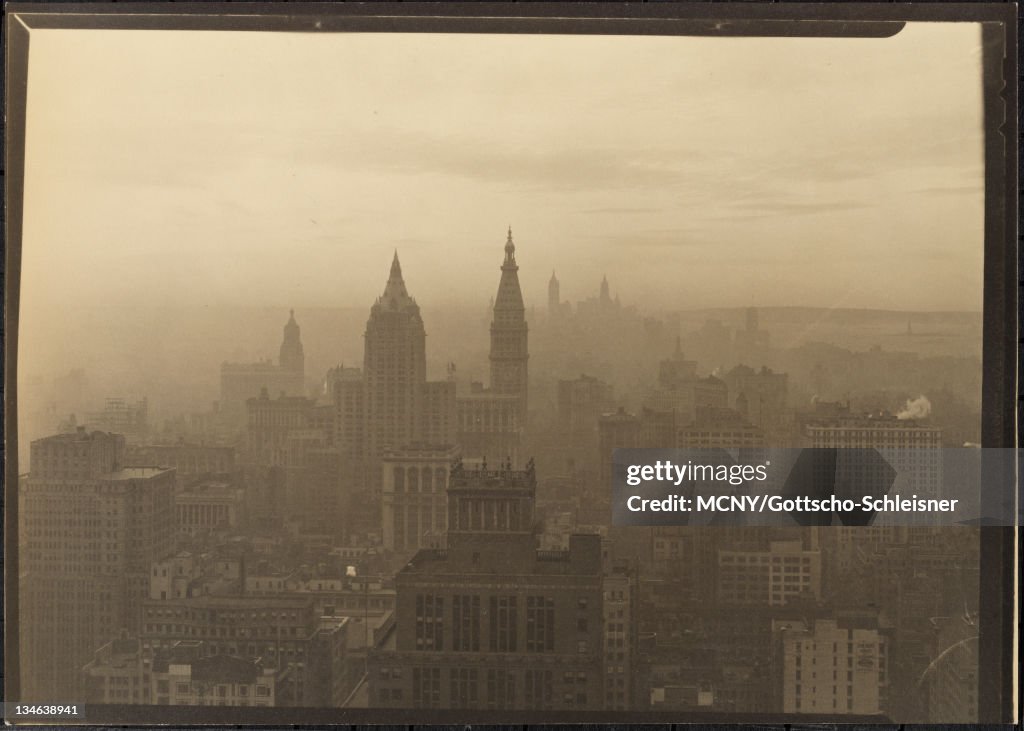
top-left (806, 413), bottom-right (940, 430)
top-left (33, 428), bottom-right (121, 445)
top-left (105, 466), bottom-right (174, 480)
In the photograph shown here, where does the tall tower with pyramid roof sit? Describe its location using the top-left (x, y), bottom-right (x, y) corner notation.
top-left (548, 270), bottom-right (560, 314)
top-left (279, 309), bottom-right (305, 377)
top-left (489, 228), bottom-right (529, 420)
top-left (364, 252), bottom-right (426, 460)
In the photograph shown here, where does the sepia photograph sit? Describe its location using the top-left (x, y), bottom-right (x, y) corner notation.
top-left (4, 3), bottom-right (1018, 725)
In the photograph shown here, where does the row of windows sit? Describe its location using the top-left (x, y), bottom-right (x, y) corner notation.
top-left (392, 467), bottom-right (446, 493)
top-left (415, 594), bottom-right (586, 653)
top-left (403, 668), bottom-right (581, 709)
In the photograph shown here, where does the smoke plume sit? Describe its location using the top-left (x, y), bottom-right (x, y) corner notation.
top-left (896, 395), bottom-right (932, 420)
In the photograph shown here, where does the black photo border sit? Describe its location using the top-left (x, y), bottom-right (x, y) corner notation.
top-left (2, 2), bottom-right (1018, 725)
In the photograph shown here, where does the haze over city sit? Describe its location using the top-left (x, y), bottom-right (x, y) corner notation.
top-left (22, 23), bottom-right (983, 315)
top-left (12, 18), bottom-right (991, 723)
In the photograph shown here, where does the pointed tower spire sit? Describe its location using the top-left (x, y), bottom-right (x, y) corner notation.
top-left (279, 308), bottom-right (304, 376)
top-left (379, 250), bottom-right (414, 310)
top-left (364, 251), bottom-right (426, 463)
top-left (491, 227), bottom-right (528, 421)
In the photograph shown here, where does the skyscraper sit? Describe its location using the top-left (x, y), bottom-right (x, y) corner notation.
top-left (548, 270), bottom-right (560, 314)
top-left (364, 253), bottom-right (427, 461)
top-left (19, 428), bottom-right (175, 700)
top-left (457, 230), bottom-right (530, 463)
top-left (489, 228), bottom-right (529, 419)
top-left (279, 309), bottom-right (305, 375)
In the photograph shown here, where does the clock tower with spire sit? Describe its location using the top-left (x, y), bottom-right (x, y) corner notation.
top-left (489, 227), bottom-right (529, 420)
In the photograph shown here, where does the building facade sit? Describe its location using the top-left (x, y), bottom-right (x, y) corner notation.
top-left (126, 442), bottom-right (236, 484)
top-left (174, 480), bottom-right (245, 537)
top-left (369, 459), bottom-right (605, 711)
top-left (804, 410), bottom-right (943, 500)
top-left (717, 538), bottom-right (822, 607)
top-left (19, 429), bottom-right (175, 701)
top-left (774, 616), bottom-right (889, 715)
top-left (138, 595), bottom-right (348, 707)
top-left (381, 444), bottom-right (459, 555)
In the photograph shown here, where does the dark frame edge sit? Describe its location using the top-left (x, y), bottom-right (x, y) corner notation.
top-left (980, 11), bottom-right (1019, 727)
top-left (3, 7), bottom-right (30, 710)
top-left (1, 3), bottom-right (1018, 725)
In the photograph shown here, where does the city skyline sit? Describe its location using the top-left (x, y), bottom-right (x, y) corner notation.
top-left (9, 11), bottom-right (1002, 723)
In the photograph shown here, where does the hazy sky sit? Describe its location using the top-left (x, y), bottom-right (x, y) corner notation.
top-left (22, 23), bottom-right (984, 314)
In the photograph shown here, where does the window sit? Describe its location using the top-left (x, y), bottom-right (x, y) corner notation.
top-left (486, 669), bottom-right (516, 709)
top-left (415, 594), bottom-right (444, 650)
top-left (526, 596), bottom-right (555, 652)
top-left (489, 596), bottom-right (518, 652)
top-left (412, 667), bottom-right (441, 708)
top-left (452, 595), bottom-right (481, 652)
top-left (449, 668), bottom-right (479, 708)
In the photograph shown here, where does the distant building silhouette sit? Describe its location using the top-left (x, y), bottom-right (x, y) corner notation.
top-left (576, 274), bottom-right (627, 320)
top-left (723, 364), bottom-right (789, 435)
top-left (220, 311), bottom-right (306, 421)
top-left (84, 396), bottom-right (150, 443)
top-left (548, 270), bottom-right (560, 313)
top-left (546, 269), bottom-right (572, 319)
top-left (279, 309), bottom-right (305, 374)
top-left (557, 374), bottom-right (615, 434)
